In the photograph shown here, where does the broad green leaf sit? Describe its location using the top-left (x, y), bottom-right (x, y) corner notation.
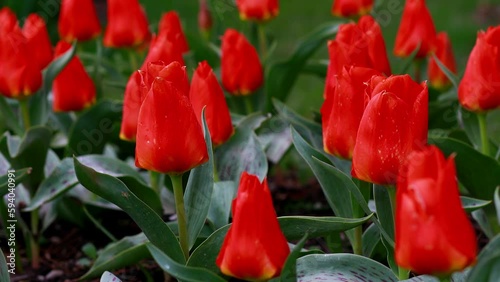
top-left (472, 209), bottom-right (495, 239)
top-left (0, 168), bottom-right (31, 197)
top-left (0, 248), bottom-right (10, 281)
top-left (100, 271), bottom-right (122, 282)
top-left (74, 158), bottom-right (185, 264)
top-left (188, 215), bottom-right (370, 275)
top-left (44, 149), bottom-right (60, 177)
top-left (296, 254), bottom-right (397, 282)
top-left (265, 22), bottom-right (341, 109)
top-left (25, 156), bottom-right (146, 212)
top-left (467, 235), bottom-right (500, 282)
top-left (374, 185), bottom-right (395, 240)
top-left (258, 116), bottom-right (293, 163)
top-left (80, 233), bottom-right (149, 280)
top-left (0, 97), bottom-right (22, 136)
top-left (429, 137), bottom-right (500, 200)
top-left (66, 100), bottom-right (122, 156)
top-left (362, 223), bottom-right (382, 258)
top-left (185, 111), bottom-right (214, 249)
top-left (147, 244), bottom-right (226, 282)
top-left (495, 187), bottom-right (500, 225)
top-left (30, 42), bottom-right (76, 126)
top-left (280, 234), bottom-right (309, 282)
top-left (118, 177), bottom-right (162, 216)
top-left (215, 114), bottom-right (268, 182)
top-left (461, 196), bottom-right (491, 212)
top-left (207, 181), bottom-right (237, 230)
top-left (301, 60), bottom-right (328, 78)
top-left (0, 127), bottom-right (51, 189)
top-left (403, 269), bottom-right (469, 282)
top-left (458, 108), bottom-right (481, 150)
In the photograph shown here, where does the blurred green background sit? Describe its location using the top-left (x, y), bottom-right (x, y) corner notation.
top-left (2, 0), bottom-right (499, 116)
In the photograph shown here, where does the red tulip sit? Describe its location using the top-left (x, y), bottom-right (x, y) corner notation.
top-left (352, 75), bottom-right (428, 184)
top-left (139, 34), bottom-right (185, 71)
top-left (58, 0), bottom-right (101, 42)
top-left (0, 8), bottom-right (42, 99)
top-left (236, 0), bottom-right (279, 21)
top-left (198, 0), bottom-right (213, 33)
top-left (221, 29), bottom-right (263, 95)
top-left (23, 14), bottom-right (53, 70)
top-left (322, 66), bottom-right (384, 159)
top-left (427, 32), bottom-right (457, 90)
top-left (135, 61), bottom-right (207, 174)
top-left (158, 11), bottom-right (189, 53)
top-left (396, 145), bottom-right (477, 275)
top-left (332, 0), bottom-right (374, 18)
top-left (324, 16), bottom-right (391, 98)
top-left (119, 70), bottom-right (148, 141)
top-left (216, 172), bottom-right (290, 281)
top-left (394, 0), bottom-right (436, 58)
top-left (458, 26), bottom-right (500, 112)
top-left (52, 41), bottom-right (96, 112)
top-left (190, 61), bottom-right (233, 146)
top-left (104, 0), bottom-right (151, 48)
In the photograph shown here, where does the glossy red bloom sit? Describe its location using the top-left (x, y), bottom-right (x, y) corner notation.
top-left (396, 146), bottom-right (477, 275)
top-left (236, 0), bottom-right (279, 21)
top-left (23, 14), bottom-right (53, 70)
top-left (216, 172), bottom-right (290, 281)
top-left (428, 32), bottom-right (457, 90)
top-left (332, 0), bottom-right (374, 18)
top-left (139, 33), bottom-right (185, 71)
top-left (104, 0), bottom-right (151, 48)
top-left (135, 62), bottom-right (207, 173)
top-left (198, 0), bottom-right (213, 33)
top-left (0, 8), bottom-right (42, 99)
top-left (190, 61), bottom-right (233, 146)
top-left (458, 26), bottom-right (500, 112)
top-left (158, 11), bottom-right (189, 54)
top-left (352, 75), bottom-right (428, 184)
top-left (324, 16), bottom-right (391, 98)
top-left (322, 66), bottom-right (383, 159)
top-left (58, 0), bottom-right (101, 42)
top-left (52, 41), bottom-right (96, 112)
top-left (394, 0), bottom-right (436, 58)
top-left (120, 61), bottom-right (189, 142)
top-left (221, 29), bottom-right (263, 95)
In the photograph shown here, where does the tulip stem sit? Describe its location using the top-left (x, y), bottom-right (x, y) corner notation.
top-left (30, 208), bottom-right (40, 269)
top-left (171, 174), bottom-right (189, 260)
top-left (413, 59), bottom-right (423, 83)
top-left (149, 171), bottom-right (161, 195)
top-left (19, 99), bottom-right (31, 130)
top-left (477, 112), bottom-right (490, 156)
top-left (258, 24), bottom-right (267, 60)
top-left (244, 95), bottom-right (254, 114)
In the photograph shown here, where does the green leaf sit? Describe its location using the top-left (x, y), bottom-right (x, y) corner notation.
top-left (185, 110), bottom-right (214, 250)
top-left (147, 244), bottom-right (226, 282)
top-left (280, 234), bottom-right (308, 282)
top-left (296, 254), bottom-right (397, 281)
top-left (258, 116), bottom-right (293, 163)
top-left (100, 271), bottom-right (122, 282)
top-left (362, 223), bottom-right (382, 258)
top-left (265, 22), bottom-right (341, 109)
top-left (207, 181), bottom-right (237, 230)
top-left (0, 168), bottom-right (31, 197)
top-left (0, 248), bottom-right (10, 281)
top-left (301, 60), bottom-right (328, 78)
top-left (25, 156), bottom-right (146, 212)
top-left (215, 114), bottom-right (268, 182)
top-left (74, 157), bottom-right (185, 264)
top-left (397, 43), bottom-right (421, 74)
top-left (66, 100), bottom-right (122, 156)
top-left (187, 225), bottom-right (229, 275)
top-left (0, 97), bottom-right (22, 136)
top-left (458, 108), bottom-right (481, 150)
top-left (495, 187), bottom-right (500, 225)
top-left (279, 215), bottom-right (373, 240)
top-left (467, 235), bottom-right (500, 282)
top-left (80, 233), bottom-right (149, 280)
top-left (403, 269), bottom-right (470, 282)
top-left (0, 126), bottom-right (51, 189)
top-left (431, 53), bottom-right (459, 90)
top-left (461, 196), bottom-right (491, 212)
top-left (429, 137), bottom-right (500, 200)
top-left (373, 185), bottom-right (395, 240)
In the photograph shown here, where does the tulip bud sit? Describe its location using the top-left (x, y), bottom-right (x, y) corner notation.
top-left (322, 66), bottom-right (384, 159)
top-left (236, 0), bottom-right (279, 22)
top-left (140, 34), bottom-right (185, 70)
top-left (158, 11), bottom-right (189, 54)
top-left (104, 0), bottom-right (151, 48)
top-left (458, 26), bottom-right (500, 112)
top-left (221, 29), bottom-right (263, 96)
top-left (358, 15), bottom-right (391, 76)
top-left (52, 41), bottom-right (96, 112)
top-left (216, 172), bottom-right (290, 281)
top-left (190, 61), bottom-right (233, 146)
top-left (332, 0), bottom-right (374, 18)
top-left (23, 14), bottom-right (53, 70)
top-left (396, 145), bottom-right (477, 275)
top-left (135, 61), bottom-right (208, 173)
top-left (0, 8), bottom-right (42, 99)
top-left (58, 0), bottom-right (101, 42)
top-left (427, 32), bottom-right (457, 90)
top-left (394, 0), bottom-right (436, 58)
top-left (198, 0), bottom-right (213, 34)
top-left (119, 70), bottom-right (148, 141)
top-left (352, 75), bottom-right (428, 184)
